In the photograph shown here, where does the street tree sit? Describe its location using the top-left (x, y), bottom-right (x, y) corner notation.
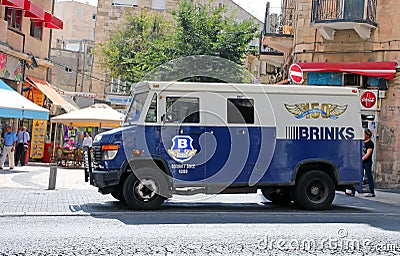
top-left (99, 0), bottom-right (259, 87)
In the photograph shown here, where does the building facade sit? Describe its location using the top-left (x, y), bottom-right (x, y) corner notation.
top-left (50, 1), bottom-right (97, 102)
top-left (261, 0), bottom-right (399, 188)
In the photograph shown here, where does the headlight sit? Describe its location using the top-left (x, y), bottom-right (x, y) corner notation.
top-left (101, 144), bottom-right (119, 160)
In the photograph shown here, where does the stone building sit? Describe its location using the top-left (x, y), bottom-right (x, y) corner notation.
top-left (50, 1), bottom-right (97, 105)
top-left (92, 0), bottom-right (266, 102)
top-left (261, 0), bottom-right (399, 188)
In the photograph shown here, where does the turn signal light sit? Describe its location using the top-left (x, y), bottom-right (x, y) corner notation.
top-left (133, 149), bottom-right (142, 155)
top-left (102, 145), bottom-right (119, 151)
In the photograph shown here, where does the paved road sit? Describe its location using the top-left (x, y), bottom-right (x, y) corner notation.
top-left (0, 165), bottom-right (399, 255)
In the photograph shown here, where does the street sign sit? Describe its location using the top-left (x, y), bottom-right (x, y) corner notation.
top-left (360, 90), bottom-right (378, 110)
top-left (289, 64), bottom-right (304, 84)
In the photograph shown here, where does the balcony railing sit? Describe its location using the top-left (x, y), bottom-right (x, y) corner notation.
top-left (311, 0), bottom-right (377, 25)
top-left (263, 0), bottom-right (295, 36)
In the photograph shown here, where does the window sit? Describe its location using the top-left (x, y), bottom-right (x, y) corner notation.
top-left (343, 73), bottom-right (361, 86)
top-left (151, 0), bottom-right (166, 10)
top-left (227, 98), bottom-right (254, 124)
top-left (65, 67), bottom-right (72, 73)
top-left (145, 93), bottom-right (157, 123)
top-left (124, 92), bottom-right (149, 124)
top-left (166, 97), bottom-right (199, 124)
top-left (92, 14), bottom-right (96, 20)
top-left (5, 7), bottom-right (22, 31)
top-left (30, 21), bottom-right (43, 40)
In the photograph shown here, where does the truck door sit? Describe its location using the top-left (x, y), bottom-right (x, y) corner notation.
top-left (159, 93), bottom-right (206, 184)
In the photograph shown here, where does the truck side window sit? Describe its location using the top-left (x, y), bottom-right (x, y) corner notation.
top-left (145, 93), bottom-right (157, 122)
top-left (227, 98), bottom-right (254, 124)
top-left (166, 97), bottom-right (199, 123)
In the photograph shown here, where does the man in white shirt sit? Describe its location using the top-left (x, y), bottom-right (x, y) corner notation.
top-left (82, 132), bottom-right (93, 149)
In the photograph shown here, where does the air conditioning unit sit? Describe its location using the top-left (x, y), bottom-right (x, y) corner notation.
top-left (379, 90), bottom-right (386, 99)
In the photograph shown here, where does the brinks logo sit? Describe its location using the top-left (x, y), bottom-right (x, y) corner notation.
top-left (286, 126), bottom-right (355, 140)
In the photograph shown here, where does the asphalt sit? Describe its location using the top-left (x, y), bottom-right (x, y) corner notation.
top-left (0, 163), bottom-right (399, 217)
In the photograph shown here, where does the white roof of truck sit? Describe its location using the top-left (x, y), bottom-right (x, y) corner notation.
top-left (134, 81), bottom-right (359, 96)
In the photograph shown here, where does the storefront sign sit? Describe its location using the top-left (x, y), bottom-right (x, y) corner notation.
top-left (30, 119), bottom-right (47, 159)
top-left (0, 53), bottom-right (23, 81)
top-left (360, 90), bottom-right (378, 111)
top-left (24, 83), bottom-right (45, 106)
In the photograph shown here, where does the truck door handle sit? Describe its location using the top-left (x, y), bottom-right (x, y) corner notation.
top-left (190, 131), bottom-right (202, 135)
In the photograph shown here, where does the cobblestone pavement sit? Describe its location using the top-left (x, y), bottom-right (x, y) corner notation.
top-left (0, 163), bottom-right (399, 216)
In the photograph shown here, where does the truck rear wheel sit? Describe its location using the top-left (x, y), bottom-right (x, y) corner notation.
top-left (261, 188), bottom-right (293, 204)
top-left (294, 170), bottom-right (335, 210)
top-left (123, 168), bottom-right (168, 210)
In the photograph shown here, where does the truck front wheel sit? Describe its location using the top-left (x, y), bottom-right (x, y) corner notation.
top-left (294, 170), bottom-right (335, 210)
top-left (123, 168), bottom-right (168, 210)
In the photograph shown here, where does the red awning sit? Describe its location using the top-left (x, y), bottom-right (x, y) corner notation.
top-left (23, 0), bottom-right (45, 20)
top-left (1, 0), bottom-right (24, 8)
top-left (297, 62), bottom-right (397, 80)
top-left (44, 11), bottom-right (63, 29)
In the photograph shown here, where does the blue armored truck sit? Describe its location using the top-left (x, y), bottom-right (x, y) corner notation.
top-left (85, 81), bottom-right (363, 210)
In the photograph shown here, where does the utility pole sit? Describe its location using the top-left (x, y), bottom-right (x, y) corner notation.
top-left (81, 40), bottom-right (86, 92)
top-left (74, 40), bottom-right (82, 92)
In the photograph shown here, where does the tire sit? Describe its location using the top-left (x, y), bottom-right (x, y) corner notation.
top-left (261, 188), bottom-right (293, 204)
top-left (111, 192), bottom-right (125, 203)
top-left (123, 168), bottom-right (169, 210)
top-left (294, 170), bottom-right (335, 210)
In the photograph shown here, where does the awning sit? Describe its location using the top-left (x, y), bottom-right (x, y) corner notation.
top-left (1, 0), bottom-right (24, 8)
top-left (26, 76), bottom-right (78, 113)
top-left (23, 0), bottom-right (45, 20)
top-left (297, 62), bottom-right (397, 80)
top-left (0, 79), bottom-right (49, 120)
top-left (51, 104), bottom-right (124, 128)
top-left (44, 11), bottom-right (63, 29)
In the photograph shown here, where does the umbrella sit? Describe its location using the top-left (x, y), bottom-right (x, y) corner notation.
top-left (0, 79), bottom-right (49, 120)
top-left (50, 104), bottom-right (124, 128)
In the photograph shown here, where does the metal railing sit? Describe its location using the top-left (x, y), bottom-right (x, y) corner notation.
top-left (312, 0), bottom-right (377, 24)
top-left (263, 0), bottom-right (295, 36)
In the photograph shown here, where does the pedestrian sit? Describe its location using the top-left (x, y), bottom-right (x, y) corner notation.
top-left (346, 129), bottom-right (375, 197)
top-left (0, 125), bottom-right (17, 170)
top-left (15, 126), bottom-right (30, 167)
top-left (82, 132), bottom-right (93, 149)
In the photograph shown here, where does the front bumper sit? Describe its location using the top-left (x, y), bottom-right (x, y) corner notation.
top-left (91, 169), bottom-right (123, 190)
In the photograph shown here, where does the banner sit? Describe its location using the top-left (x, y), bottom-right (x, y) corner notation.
top-left (0, 53), bottom-right (23, 81)
top-left (30, 119), bottom-right (47, 159)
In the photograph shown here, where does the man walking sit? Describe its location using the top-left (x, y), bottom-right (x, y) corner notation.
top-left (15, 126), bottom-right (30, 166)
top-left (0, 125), bottom-right (17, 170)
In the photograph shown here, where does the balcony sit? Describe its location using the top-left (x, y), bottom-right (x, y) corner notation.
top-left (311, 0), bottom-right (377, 40)
top-left (259, 1), bottom-right (294, 66)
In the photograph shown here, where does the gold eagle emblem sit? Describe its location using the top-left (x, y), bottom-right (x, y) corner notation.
top-left (284, 103), bottom-right (348, 119)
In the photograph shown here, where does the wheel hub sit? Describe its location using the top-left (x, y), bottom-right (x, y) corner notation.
top-left (135, 179), bottom-right (157, 200)
top-left (310, 186), bottom-right (320, 196)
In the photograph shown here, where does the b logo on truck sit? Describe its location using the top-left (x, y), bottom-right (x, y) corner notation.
top-left (167, 135), bottom-right (197, 163)
top-left (285, 103), bottom-right (348, 120)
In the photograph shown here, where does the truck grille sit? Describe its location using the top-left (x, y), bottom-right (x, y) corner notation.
top-left (93, 145), bottom-right (102, 167)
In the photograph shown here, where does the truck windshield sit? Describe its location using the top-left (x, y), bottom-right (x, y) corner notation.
top-left (124, 92), bottom-right (149, 125)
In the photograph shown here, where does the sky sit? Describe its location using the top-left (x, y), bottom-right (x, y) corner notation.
top-left (56, 0), bottom-right (282, 21)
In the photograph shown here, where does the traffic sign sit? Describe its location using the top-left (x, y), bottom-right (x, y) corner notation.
top-left (360, 90), bottom-right (377, 109)
top-left (289, 64), bottom-right (304, 84)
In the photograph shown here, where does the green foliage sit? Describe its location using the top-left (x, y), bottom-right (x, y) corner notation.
top-left (98, 0), bottom-right (259, 86)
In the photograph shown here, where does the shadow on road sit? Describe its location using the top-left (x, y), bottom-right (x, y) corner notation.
top-left (73, 197), bottom-right (400, 232)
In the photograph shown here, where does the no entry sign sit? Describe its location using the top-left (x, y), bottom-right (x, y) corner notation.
top-left (289, 64), bottom-right (304, 84)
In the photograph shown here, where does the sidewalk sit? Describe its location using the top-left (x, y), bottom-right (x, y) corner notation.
top-left (0, 164), bottom-right (119, 216)
top-left (0, 164), bottom-right (399, 216)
